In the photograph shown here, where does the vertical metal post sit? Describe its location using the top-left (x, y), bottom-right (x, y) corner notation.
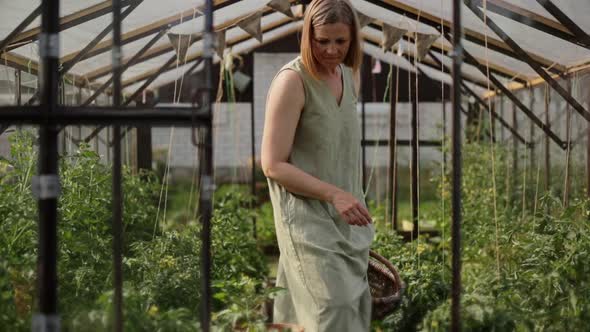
top-left (15, 70), bottom-right (22, 106)
top-left (587, 110), bottom-right (590, 200)
top-left (361, 56), bottom-right (369, 190)
top-left (500, 95), bottom-right (505, 141)
top-left (33, 0), bottom-right (60, 331)
top-left (250, 101), bottom-right (257, 238)
top-left (199, 0), bottom-right (214, 330)
top-left (388, 64), bottom-right (399, 231)
top-left (529, 89), bottom-right (536, 164)
top-left (111, 0), bottom-right (124, 331)
top-left (564, 79), bottom-right (571, 207)
top-left (544, 84), bottom-right (551, 191)
top-left (410, 64), bottom-right (419, 236)
top-left (512, 103), bottom-right (519, 203)
top-left (451, 0), bottom-right (463, 329)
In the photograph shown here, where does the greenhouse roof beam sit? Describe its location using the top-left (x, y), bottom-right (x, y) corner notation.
top-left (535, 0), bottom-right (590, 49)
top-left (119, 15), bottom-right (297, 90)
top-left (365, 22), bottom-right (528, 85)
top-left (470, 0), bottom-right (590, 50)
top-left (362, 32), bottom-right (490, 89)
top-left (80, 28), bottom-right (169, 107)
top-left (0, 5), bottom-right (42, 52)
top-left (60, 0), bottom-right (239, 64)
top-left (60, 1), bottom-right (143, 76)
top-left (457, 38), bottom-right (566, 149)
top-left (4, 0), bottom-right (141, 52)
top-left (426, 49), bottom-right (529, 145)
top-left (369, 0), bottom-right (564, 73)
top-left (84, 3), bottom-right (288, 82)
top-left (24, 1), bottom-right (143, 106)
top-left (465, 0), bottom-right (590, 123)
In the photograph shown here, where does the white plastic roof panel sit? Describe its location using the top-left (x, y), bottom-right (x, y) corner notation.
top-left (353, 0), bottom-right (438, 34)
top-left (125, 20), bottom-right (303, 92)
top-left (393, 0), bottom-right (590, 67)
top-left (113, 11), bottom-right (298, 88)
top-left (484, 11), bottom-right (590, 67)
top-left (0, 0), bottom-right (107, 40)
top-left (62, 0), bottom-right (285, 76)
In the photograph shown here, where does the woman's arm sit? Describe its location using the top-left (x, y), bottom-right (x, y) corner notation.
top-left (261, 69), bottom-right (371, 226)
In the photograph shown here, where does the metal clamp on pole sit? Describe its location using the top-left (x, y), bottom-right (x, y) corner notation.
top-left (32, 313), bottom-right (60, 332)
top-left (200, 175), bottom-right (217, 201)
top-left (32, 174), bottom-right (61, 200)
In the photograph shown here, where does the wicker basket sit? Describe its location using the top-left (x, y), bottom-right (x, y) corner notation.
top-left (266, 323), bottom-right (305, 332)
top-left (367, 250), bottom-right (405, 320)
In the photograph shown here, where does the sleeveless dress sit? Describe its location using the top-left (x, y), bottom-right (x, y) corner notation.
top-left (267, 56), bottom-right (375, 331)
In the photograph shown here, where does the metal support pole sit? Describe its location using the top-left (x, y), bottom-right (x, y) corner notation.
top-left (544, 84), bottom-right (551, 191)
top-left (564, 79), bottom-right (571, 207)
top-left (451, 0), bottom-right (463, 329)
top-left (250, 100), bottom-right (257, 239)
top-left (199, 1), bottom-right (214, 330)
top-left (410, 64), bottom-right (419, 237)
top-left (15, 70), bottom-right (22, 106)
top-left (111, 0), bottom-right (124, 331)
top-left (512, 103), bottom-right (519, 204)
top-left (388, 63), bottom-right (399, 231)
top-left (33, 0), bottom-right (60, 331)
top-left (529, 89), bottom-right (536, 163)
top-left (361, 56), bottom-right (369, 190)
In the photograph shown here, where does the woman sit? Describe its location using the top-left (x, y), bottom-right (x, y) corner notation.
top-left (260, 0), bottom-right (375, 330)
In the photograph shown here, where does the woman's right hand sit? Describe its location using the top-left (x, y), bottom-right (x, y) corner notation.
top-left (330, 190), bottom-right (373, 226)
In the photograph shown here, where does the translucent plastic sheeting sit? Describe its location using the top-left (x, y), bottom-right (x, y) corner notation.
top-left (386, 0), bottom-right (590, 67)
top-left (124, 20), bottom-right (303, 93)
top-left (0, 0), bottom-right (106, 40)
top-left (79, 7), bottom-right (293, 80)
top-left (353, 0), bottom-right (439, 34)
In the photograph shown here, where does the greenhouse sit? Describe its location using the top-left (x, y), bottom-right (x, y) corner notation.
top-left (1, 0), bottom-right (589, 331)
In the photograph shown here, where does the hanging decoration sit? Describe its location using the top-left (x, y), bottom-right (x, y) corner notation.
top-left (267, 0), bottom-right (294, 18)
top-left (357, 11), bottom-right (374, 28)
top-left (237, 12), bottom-right (263, 43)
top-left (170, 33), bottom-right (193, 61)
top-left (216, 29), bottom-right (226, 58)
top-left (167, 33), bottom-right (199, 62)
top-left (372, 58), bottom-right (382, 74)
top-left (381, 24), bottom-right (406, 52)
top-left (415, 33), bottom-right (439, 61)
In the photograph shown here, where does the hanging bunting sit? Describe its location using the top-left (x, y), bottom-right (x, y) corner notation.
top-left (381, 24), bottom-right (406, 52)
top-left (372, 58), bottom-right (382, 74)
top-left (267, 0), bottom-right (294, 18)
top-left (357, 11), bottom-right (374, 28)
top-left (415, 33), bottom-right (439, 61)
top-left (237, 12), bottom-right (263, 43)
top-left (167, 33), bottom-right (199, 61)
top-left (216, 29), bottom-right (226, 58)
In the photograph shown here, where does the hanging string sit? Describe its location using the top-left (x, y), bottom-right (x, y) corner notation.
top-left (362, 62), bottom-right (393, 201)
top-left (414, 29), bottom-right (421, 267)
top-left (483, 0), bottom-right (501, 280)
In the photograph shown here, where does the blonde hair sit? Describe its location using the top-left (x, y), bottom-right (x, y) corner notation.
top-left (300, 0), bottom-right (362, 80)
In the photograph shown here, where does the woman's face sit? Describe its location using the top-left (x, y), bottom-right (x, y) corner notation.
top-left (311, 22), bottom-right (352, 71)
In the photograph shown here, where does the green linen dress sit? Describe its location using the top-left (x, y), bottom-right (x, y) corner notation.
top-left (267, 56), bottom-right (375, 332)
